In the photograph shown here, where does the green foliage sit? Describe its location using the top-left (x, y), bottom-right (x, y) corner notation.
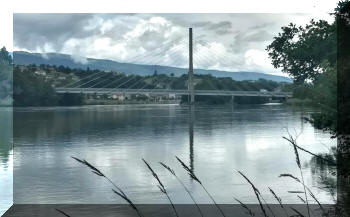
top-left (13, 67), bottom-right (59, 106)
top-left (12, 64), bottom-right (291, 106)
top-left (235, 96), bottom-right (269, 104)
top-left (0, 47), bottom-right (12, 105)
top-left (335, 0), bottom-right (350, 13)
top-left (308, 65), bottom-right (337, 132)
top-left (267, 7), bottom-right (343, 134)
top-left (193, 95), bottom-right (232, 104)
top-left (59, 93), bottom-right (84, 106)
top-left (170, 74), bottom-right (187, 89)
top-left (13, 65), bottom-right (84, 107)
top-left (290, 83), bottom-right (314, 100)
top-left (0, 47), bottom-right (12, 65)
top-left (337, 0), bottom-right (350, 136)
top-left (179, 76), bottom-right (285, 104)
top-left (266, 20), bottom-right (336, 83)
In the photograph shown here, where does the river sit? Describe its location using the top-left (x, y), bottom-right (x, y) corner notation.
top-left (0, 104), bottom-right (336, 215)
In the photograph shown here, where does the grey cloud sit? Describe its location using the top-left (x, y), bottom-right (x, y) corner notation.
top-left (208, 21), bottom-right (232, 30)
top-left (228, 24), bottom-right (276, 54)
top-left (235, 29), bottom-right (274, 42)
top-left (13, 13), bottom-right (136, 52)
top-left (13, 13), bottom-right (323, 75)
top-left (191, 20), bottom-right (233, 35)
top-left (215, 29), bottom-right (233, 35)
top-left (14, 14), bottom-right (95, 51)
top-left (191, 21), bottom-right (212, 27)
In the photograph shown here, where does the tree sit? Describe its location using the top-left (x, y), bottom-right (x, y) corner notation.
top-left (0, 47), bottom-right (12, 105)
top-left (59, 93), bottom-right (84, 106)
top-left (309, 64), bottom-right (337, 132)
top-left (0, 47), bottom-right (12, 65)
top-left (13, 67), bottom-right (58, 106)
top-left (266, 20), bottom-right (336, 83)
top-left (266, 4), bottom-right (343, 134)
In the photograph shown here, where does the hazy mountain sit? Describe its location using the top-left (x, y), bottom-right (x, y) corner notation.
top-left (13, 51), bottom-right (291, 82)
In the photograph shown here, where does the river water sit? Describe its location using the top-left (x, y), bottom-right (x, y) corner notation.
top-left (0, 104), bottom-right (336, 214)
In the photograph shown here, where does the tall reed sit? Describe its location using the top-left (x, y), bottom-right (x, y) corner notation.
top-left (291, 207), bottom-right (306, 217)
top-left (142, 159), bottom-right (179, 217)
top-left (71, 156), bottom-right (144, 217)
top-left (159, 161), bottom-right (204, 217)
top-left (298, 195), bottom-right (306, 203)
top-left (282, 135), bottom-right (310, 217)
top-left (279, 173), bottom-right (327, 216)
top-left (234, 197), bottom-right (255, 217)
top-left (175, 156), bottom-right (227, 217)
top-left (268, 187), bottom-right (288, 217)
top-left (236, 170), bottom-right (268, 217)
top-left (283, 135), bottom-right (337, 166)
top-left (55, 208), bottom-right (72, 217)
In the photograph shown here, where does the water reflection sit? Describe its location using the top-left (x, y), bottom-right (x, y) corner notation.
top-left (189, 105), bottom-right (194, 173)
top-left (309, 153), bottom-right (337, 202)
top-left (0, 108), bottom-right (12, 166)
top-left (0, 107), bottom-right (13, 215)
top-left (12, 104), bottom-right (335, 204)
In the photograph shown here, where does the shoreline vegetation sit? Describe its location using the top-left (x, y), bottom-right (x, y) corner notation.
top-left (0, 49), bottom-right (320, 109)
top-left (10, 63), bottom-right (294, 107)
top-left (284, 98), bottom-right (314, 107)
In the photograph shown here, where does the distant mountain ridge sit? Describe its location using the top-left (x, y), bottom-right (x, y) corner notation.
top-left (13, 51), bottom-right (291, 83)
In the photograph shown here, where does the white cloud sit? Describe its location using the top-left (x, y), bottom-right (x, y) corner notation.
top-left (244, 49), bottom-right (281, 74)
top-left (71, 55), bottom-right (88, 64)
top-left (13, 13), bottom-right (336, 76)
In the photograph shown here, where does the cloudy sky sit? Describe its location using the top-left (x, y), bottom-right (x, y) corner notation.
top-left (14, 13), bottom-right (334, 75)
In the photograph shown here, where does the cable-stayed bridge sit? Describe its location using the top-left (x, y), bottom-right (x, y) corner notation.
top-left (54, 28), bottom-right (293, 102)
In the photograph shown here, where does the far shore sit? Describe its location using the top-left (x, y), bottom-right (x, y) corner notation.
top-left (2, 97), bottom-right (313, 108)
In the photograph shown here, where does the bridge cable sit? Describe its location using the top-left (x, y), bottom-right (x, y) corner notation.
top-left (60, 38), bottom-right (186, 89)
top-left (61, 70), bottom-right (107, 88)
top-left (105, 43), bottom-right (188, 95)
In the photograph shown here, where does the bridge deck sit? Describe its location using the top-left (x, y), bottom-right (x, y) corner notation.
top-left (55, 88), bottom-right (292, 98)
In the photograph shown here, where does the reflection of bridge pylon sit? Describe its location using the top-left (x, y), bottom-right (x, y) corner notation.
top-left (189, 104), bottom-right (194, 172)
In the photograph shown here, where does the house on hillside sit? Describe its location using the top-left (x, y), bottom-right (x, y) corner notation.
top-left (34, 71), bottom-right (46, 76)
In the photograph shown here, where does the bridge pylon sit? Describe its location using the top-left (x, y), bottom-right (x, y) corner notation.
top-left (188, 28), bottom-right (194, 104)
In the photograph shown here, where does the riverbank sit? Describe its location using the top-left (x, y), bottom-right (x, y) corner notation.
top-left (0, 98), bottom-right (12, 107)
top-left (84, 99), bottom-right (181, 105)
top-left (5, 96), bottom-right (317, 107)
top-left (284, 98), bottom-right (314, 106)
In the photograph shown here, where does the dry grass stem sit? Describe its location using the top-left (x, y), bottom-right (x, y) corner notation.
top-left (72, 156), bottom-right (143, 217)
top-left (268, 187), bottom-right (288, 217)
top-left (236, 170), bottom-right (268, 217)
top-left (283, 135), bottom-right (310, 217)
top-left (55, 208), bottom-right (72, 217)
top-left (159, 161), bottom-right (204, 217)
top-left (176, 156), bottom-right (227, 217)
top-left (234, 197), bottom-right (255, 217)
top-left (143, 159), bottom-right (179, 217)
